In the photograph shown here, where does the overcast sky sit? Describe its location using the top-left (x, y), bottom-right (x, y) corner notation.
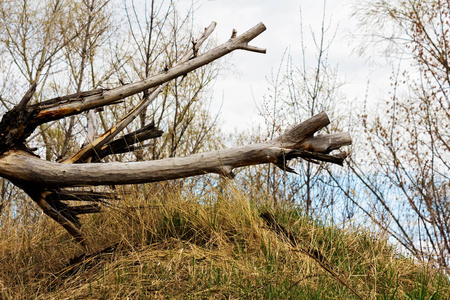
top-left (175, 0), bottom-right (390, 133)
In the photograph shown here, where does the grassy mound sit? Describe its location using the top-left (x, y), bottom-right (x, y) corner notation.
top-left (0, 183), bottom-right (448, 299)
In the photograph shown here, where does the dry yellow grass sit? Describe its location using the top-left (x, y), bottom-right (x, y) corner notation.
top-left (0, 181), bottom-right (448, 299)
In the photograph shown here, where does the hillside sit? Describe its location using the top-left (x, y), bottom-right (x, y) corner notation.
top-left (1, 183), bottom-right (448, 299)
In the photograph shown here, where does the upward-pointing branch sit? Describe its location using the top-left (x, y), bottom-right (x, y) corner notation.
top-left (30, 22), bottom-right (267, 126)
top-left (62, 22), bottom-right (218, 164)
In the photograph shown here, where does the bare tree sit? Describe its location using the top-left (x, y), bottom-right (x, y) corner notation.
top-left (119, 1), bottom-right (222, 161)
top-left (0, 19), bottom-right (351, 246)
top-left (350, 0), bottom-right (450, 269)
top-left (245, 2), bottom-right (351, 218)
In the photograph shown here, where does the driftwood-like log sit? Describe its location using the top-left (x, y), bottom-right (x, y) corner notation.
top-left (0, 112), bottom-right (350, 188)
top-left (0, 21), bottom-right (352, 245)
top-left (0, 22), bottom-right (266, 158)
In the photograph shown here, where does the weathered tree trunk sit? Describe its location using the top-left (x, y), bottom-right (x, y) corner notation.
top-left (0, 22), bottom-right (352, 246)
top-left (0, 112), bottom-right (350, 187)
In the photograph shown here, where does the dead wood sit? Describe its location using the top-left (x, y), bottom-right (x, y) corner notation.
top-left (0, 112), bottom-right (350, 187)
top-left (0, 22), bottom-right (352, 246)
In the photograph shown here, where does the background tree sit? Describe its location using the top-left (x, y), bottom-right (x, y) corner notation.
top-left (115, 1), bottom-right (223, 161)
top-left (237, 3), bottom-right (354, 221)
top-left (0, 0), bottom-right (350, 244)
top-left (349, 0), bottom-right (450, 269)
top-left (0, 0), bottom-right (223, 222)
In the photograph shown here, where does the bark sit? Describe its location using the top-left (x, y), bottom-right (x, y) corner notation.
top-left (0, 112), bottom-right (350, 188)
top-left (0, 21), bottom-right (352, 245)
top-left (91, 122), bottom-right (163, 162)
top-left (62, 22), bottom-right (219, 164)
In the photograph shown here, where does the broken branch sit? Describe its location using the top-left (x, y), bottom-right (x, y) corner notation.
top-left (0, 112), bottom-right (351, 188)
top-left (30, 22), bottom-right (267, 126)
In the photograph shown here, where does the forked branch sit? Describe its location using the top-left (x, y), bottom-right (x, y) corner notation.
top-left (29, 22), bottom-right (267, 126)
top-left (0, 22), bottom-right (352, 245)
top-left (0, 112), bottom-right (351, 188)
top-left (62, 22), bottom-right (219, 163)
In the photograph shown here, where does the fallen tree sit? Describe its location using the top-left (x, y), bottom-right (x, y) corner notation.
top-left (0, 22), bottom-right (351, 245)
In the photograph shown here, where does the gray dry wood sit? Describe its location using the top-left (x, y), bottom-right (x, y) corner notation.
top-left (0, 112), bottom-right (351, 187)
top-left (0, 21), bottom-right (352, 245)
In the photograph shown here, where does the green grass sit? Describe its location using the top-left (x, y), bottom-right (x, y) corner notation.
top-left (0, 182), bottom-right (448, 299)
